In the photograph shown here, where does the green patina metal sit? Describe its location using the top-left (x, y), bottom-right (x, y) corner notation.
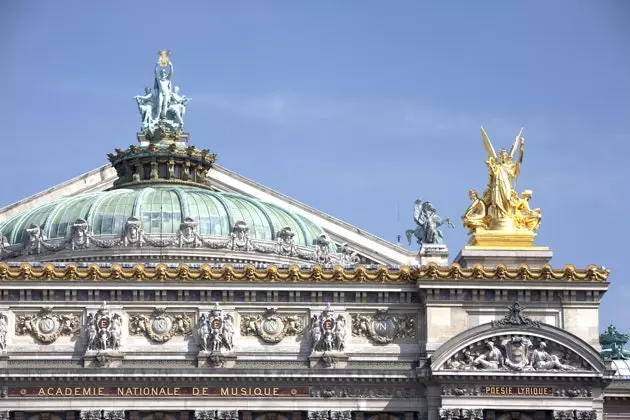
top-left (600, 324), bottom-right (630, 361)
top-left (0, 186), bottom-right (333, 251)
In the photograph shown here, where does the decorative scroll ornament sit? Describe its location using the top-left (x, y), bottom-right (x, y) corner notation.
top-left (311, 303), bottom-right (346, 352)
top-left (129, 308), bottom-right (192, 343)
top-left (15, 307), bottom-right (80, 344)
top-left (240, 308), bottom-right (304, 344)
top-left (0, 312), bottom-right (7, 352)
top-left (351, 309), bottom-right (416, 344)
top-left (491, 303), bottom-right (540, 328)
top-left (86, 302), bottom-right (123, 352)
top-left (197, 303), bottom-right (234, 353)
top-left (443, 335), bottom-right (584, 372)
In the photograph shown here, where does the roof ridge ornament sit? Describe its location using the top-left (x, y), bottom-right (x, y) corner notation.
top-left (491, 302), bottom-right (540, 328)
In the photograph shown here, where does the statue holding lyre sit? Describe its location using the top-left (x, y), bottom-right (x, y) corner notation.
top-left (463, 126), bottom-right (542, 246)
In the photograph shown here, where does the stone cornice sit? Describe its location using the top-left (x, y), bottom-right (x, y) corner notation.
top-left (0, 262), bottom-right (609, 283)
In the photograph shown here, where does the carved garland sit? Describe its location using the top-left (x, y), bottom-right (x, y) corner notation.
top-left (0, 263), bottom-right (609, 282)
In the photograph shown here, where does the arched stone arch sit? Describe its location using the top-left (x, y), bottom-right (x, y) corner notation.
top-left (431, 319), bottom-right (607, 375)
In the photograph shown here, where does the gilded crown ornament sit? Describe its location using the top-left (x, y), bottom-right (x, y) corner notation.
top-left (462, 126), bottom-right (542, 247)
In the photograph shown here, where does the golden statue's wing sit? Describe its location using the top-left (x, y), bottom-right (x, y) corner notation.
top-left (480, 126), bottom-right (497, 159)
top-left (509, 127), bottom-right (524, 159)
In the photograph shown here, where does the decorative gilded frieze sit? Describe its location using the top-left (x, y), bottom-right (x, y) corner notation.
top-left (129, 308), bottom-right (193, 343)
top-left (351, 309), bottom-right (415, 344)
top-left (0, 262), bottom-right (609, 283)
top-left (240, 308), bottom-right (305, 343)
top-left (15, 307), bottom-right (80, 344)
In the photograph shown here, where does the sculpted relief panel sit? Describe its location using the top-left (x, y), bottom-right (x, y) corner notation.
top-left (240, 308), bottom-right (305, 344)
top-left (129, 308), bottom-right (193, 343)
top-left (439, 304), bottom-right (591, 372)
top-left (351, 309), bottom-right (416, 344)
top-left (15, 307), bottom-right (81, 344)
top-left (442, 335), bottom-right (587, 372)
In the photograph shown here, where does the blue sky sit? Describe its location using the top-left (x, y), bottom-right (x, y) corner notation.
top-left (1, 2), bottom-right (629, 331)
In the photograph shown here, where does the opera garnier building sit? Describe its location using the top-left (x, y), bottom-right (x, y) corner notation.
top-left (1, 52), bottom-right (629, 420)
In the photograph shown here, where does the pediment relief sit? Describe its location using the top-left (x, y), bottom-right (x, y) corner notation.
top-left (432, 303), bottom-right (606, 375)
top-left (438, 334), bottom-right (590, 373)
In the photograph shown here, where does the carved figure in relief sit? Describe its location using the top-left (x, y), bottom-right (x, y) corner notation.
top-left (197, 304), bottom-right (234, 353)
top-left (529, 341), bottom-right (576, 371)
top-left (86, 303), bottom-right (123, 352)
top-left (473, 341), bottom-right (504, 369)
top-left (197, 314), bottom-right (210, 352)
top-left (310, 304), bottom-right (345, 352)
top-left (406, 200), bottom-right (453, 246)
top-left (0, 313), bottom-right (7, 352)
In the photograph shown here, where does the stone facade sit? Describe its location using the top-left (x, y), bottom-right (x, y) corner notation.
top-left (0, 55), bottom-right (627, 420)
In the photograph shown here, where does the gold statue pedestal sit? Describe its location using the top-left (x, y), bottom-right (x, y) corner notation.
top-left (469, 226), bottom-right (536, 248)
top-left (456, 228), bottom-right (552, 269)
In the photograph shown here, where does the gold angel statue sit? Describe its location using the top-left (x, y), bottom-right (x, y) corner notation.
top-left (463, 127), bottom-right (542, 239)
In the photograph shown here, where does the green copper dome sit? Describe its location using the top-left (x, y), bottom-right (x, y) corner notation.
top-left (0, 186), bottom-right (329, 250)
